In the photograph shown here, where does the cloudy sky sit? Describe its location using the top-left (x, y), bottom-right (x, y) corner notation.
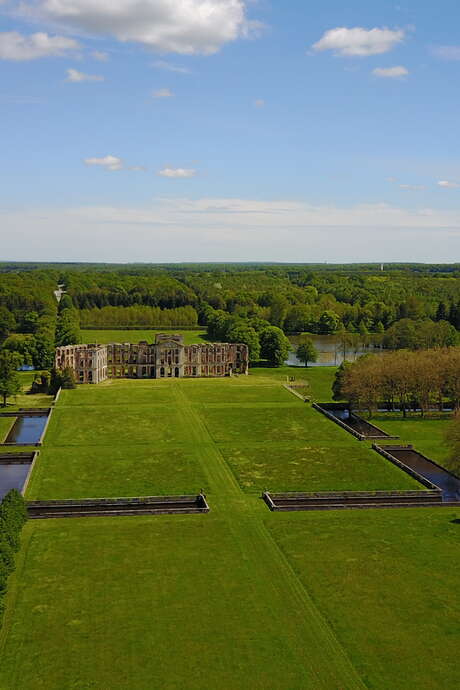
top-left (1, 0), bottom-right (460, 262)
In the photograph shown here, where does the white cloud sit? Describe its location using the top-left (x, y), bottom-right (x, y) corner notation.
top-left (91, 50), bottom-right (109, 61)
top-left (373, 65), bottom-right (408, 78)
top-left (0, 31), bottom-right (79, 61)
top-left (158, 167), bottom-right (196, 178)
top-left (3, 199), bottom-right (460, 263)
top-left (431, 45), bottom-right (460, 61)
top-left (153, 60), bottom-right (190, 74)
top-left (253, 98), bottom-right (265, 107)
top-left (312, 27), bottom-right (405, 57)
top-left (152, 88), bottom-right (173, 98)
top-left (66, 68), bottom-right (104, 82)
top-left (19, 0), bottom-right (262, 55)
top-left (84, 155), bottom-right (123, 171)
top-left (438, 180), bottom-right (460, 189)
top-left (399, 184), bottom-right (425, 190)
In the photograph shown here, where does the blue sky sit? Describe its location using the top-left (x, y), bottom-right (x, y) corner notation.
top-left (1, 0), bottom-right (460, 262)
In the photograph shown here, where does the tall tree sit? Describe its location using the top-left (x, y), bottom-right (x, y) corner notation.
top-left (260, 326), bottom-right (291, 366)
top-left (0, 350), bottom-right (22, 407)
top-left (296, 339), bottom-right (318, 367)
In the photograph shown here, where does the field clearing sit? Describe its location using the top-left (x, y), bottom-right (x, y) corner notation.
top-left (269, 508), bottom-right (460, 690)
top-left (80, 329), bottom-right (208, 344)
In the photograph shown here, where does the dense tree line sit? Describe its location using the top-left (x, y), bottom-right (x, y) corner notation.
top-left (57, 266), bottom-right (460, 335)
top-left (80, 305), bottom-right (198, 329)
top-left (0, 490), bottom-right (27, 622)
top-left (205, 308), bottom-right (290, 364)
top-left (65, 272), bottom-right (196, 310)
top-left (0, 270), bottom-right (57, 370)
top-left (5, 265), bottom-right (460, 372)
top-left (334, 348), bottom-right (460, 417)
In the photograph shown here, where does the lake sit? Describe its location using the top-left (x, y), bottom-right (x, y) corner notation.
top-left (287, 334), bottom-right (385, 367)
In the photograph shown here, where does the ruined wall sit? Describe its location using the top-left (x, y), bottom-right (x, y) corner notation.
top-left (55, 336), bottom-right (248, 383)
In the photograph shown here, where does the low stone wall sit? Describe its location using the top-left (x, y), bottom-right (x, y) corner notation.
top-left (372, 444), bottom-right (442, 491)
top-left (313, 403), bottom-right (399, 440)
top-left (312, 403), bottom-right (366, 440)
top-left (283, 384), bottom-right (309, 402)
top-left (263, 489), bottom-right (442, 512)
top-left (27, 493), bottom-right (210, 519)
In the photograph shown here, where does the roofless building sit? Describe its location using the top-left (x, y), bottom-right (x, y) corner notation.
top-left (55, 334), bottom-right (249, 384)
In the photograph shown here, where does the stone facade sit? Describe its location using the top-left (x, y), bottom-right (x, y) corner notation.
top-left (55, 334), bottom-right (248, 384)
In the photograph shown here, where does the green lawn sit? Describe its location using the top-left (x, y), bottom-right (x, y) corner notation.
top-left (3, 371), bottom-right (54, 412)
top-left (219, 440), bottom-right (420, 493)
top-left (269, 508), bottom-right (460, 690)
top-left (26, 372), bottom-right (420, 500)
top-left (250, 365), bottom-right (337, 402)
top-left (0, 417), bottom-right (15, 442)
top-left (80, 328), bottom-right (208, 344)
top-left (373, 413), bottom-right (452, 466)
top-left (1, 367), bottom-right (455, 689)
top-left (0, 513), bottom-right (361, 690)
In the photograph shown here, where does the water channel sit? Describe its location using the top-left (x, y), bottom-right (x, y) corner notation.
top-left (324, 407), bottom-right (391, 438)
top-left (4, 415), bottom-right (48, 445)
top-left (385, 447), bottom-right (460, 502)
top-left (0, 458), bottom-right (32, 500)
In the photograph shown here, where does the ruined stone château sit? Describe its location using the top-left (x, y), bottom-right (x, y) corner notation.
top-left (55, 334), bottom-right (249, 384)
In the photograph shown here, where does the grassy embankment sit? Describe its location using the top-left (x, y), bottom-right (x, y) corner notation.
top-left (0, 366), bottom-right (458, 689)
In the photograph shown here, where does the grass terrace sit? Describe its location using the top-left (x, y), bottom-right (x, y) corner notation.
top-left (372, 413), bottom-right (452, 467)
top-left (2, 365), bottom-right (456, 689)
top-left (269, 508), bottom-right (460, 690)
top-left (26, 372), bottom-right (420, 500)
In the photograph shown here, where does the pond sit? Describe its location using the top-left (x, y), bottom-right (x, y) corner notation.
top-left (0, 459), bottom-right (32, 499)
top-left (286, 334), bottom-right (385, 367)
top-left (4, 415), bottom-right (48, 444)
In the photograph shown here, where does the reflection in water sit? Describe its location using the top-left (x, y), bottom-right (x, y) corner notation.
top-left (387, 448), bottom-right (460, 502)
top-left (0, 463), bottom-right (31, 499)
top-left (287, 334), bottom-right (385, 367)
top-left (5, 416), bottom-right (48, 444)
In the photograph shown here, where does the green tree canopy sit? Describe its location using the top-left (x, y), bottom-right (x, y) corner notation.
top-left (296, 339), bottom-right (318, 367)
top-left (0, 350), bottom-right (22, 407)
top-left (260, 326), bottom-right (291, 366)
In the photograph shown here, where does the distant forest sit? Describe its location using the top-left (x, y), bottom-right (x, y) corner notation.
top-left (2, 262), bottom-right (460, 367)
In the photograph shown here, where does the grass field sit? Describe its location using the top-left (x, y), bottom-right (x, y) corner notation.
top-left (1, 366), bottom-right (458, 689)
top-left (269, 508), bottom-right (460, 689)
top-left (0, 417), bottom-right (15, 442)
top-left (373, 412), bottom-right (452, 466)
top-left (26, 373), bottom-right (418, 500)
top-left (80, 328), bottom-right (208, 344)
top-left (3, 371), bottom-right (54, 413)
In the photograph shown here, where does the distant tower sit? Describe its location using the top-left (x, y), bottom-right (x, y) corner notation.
top-left (380, 263), bottom-right (384, 272)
